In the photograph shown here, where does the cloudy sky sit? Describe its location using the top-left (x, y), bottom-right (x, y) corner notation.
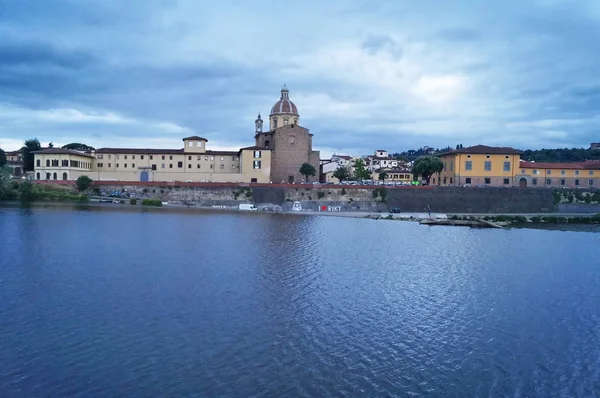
top-left (0, 0), bottom-right (599, 157)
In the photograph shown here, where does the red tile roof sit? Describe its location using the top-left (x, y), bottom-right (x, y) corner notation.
top-left (32, 148), bottom-right (95, 158)
top-left (441, 145), bottom-right (522, 155)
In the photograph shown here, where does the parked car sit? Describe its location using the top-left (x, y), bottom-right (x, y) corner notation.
top-left (390, 207), bottom-right (402, 213)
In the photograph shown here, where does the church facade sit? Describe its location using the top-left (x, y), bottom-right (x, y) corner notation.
top-left (254, 85), bottom-right (320, 183)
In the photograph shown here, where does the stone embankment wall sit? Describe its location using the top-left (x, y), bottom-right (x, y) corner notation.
top-left (88, 182), bottom-right (563, 213)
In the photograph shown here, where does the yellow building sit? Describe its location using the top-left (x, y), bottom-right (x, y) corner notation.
top-left (517, 161), bottom-right (600, 189)
top-left (33, 136), bottom-right (272, 183)
top-left (435, 145), bottom-right (522, 186)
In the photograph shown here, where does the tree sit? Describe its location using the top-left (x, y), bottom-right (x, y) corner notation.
top-left (0, 148), bottom-right (6, 167)
top-left (412, 156), bottom-right (444, 185)
top-left (332, 166), bottom-right (351, 183)
top-left (21, 138), bottom-right (41, 172)
top-left (62, 143), bottom-right (95, 152)
top-left (299, 163), bottom-right (316, 183)
top-left (76, 175), bottom-right (93, 191)
top-left (48, 142), bottom-right (54, 148)
top-left (353, 159), bottom-right (371, 181)
top-left (378, 171), bottom-right (388, 183)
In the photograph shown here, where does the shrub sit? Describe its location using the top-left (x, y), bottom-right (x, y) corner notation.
top-left (341, 188), bottom-right (347, 195)
top-left (75, 175), bottom-right (93, 191)
top-left (317, 191), bottom-right (325, 199)
top-left (141, 199), bottom-right (162, 206)
top-left (130, 198), bottom-right (137, 205)
top-left (18, 181), bottom-right (38, 201)
top-left (552, 191), bottom-right (562, 204)
top-left (372, 189), bottom-right (379, 198)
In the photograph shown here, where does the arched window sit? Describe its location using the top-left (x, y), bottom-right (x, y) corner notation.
top-left (273, 118), bottom-right (277, 128)
top-left (294, 118), bottom-right (298, 124)
top-left (283, 117), bottom-right (289, 125)
top-left (36, 159), bottom-right (41, 167)
top-left (36, 172), bottom-right (40, 180)
top-left (265, 140), bottom-right (270, 148)
top-left (46, 173), bottom-right (51, 180)
top-left (46, 159), bottom-right (50, 167)
top-left (62, 172), bottom-right (68, 180)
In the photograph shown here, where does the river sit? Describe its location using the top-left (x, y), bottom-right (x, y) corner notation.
top-left (1, 203), bottom-right (599, 397)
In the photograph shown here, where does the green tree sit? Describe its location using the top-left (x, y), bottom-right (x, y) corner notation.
top-left (0, 148), bottom-right (6, 167)
top-left (18, 180), bottom-right (38, 201)
top-left (378, 171), bottom-right (388, 183)
top-left (76, 175), bottom-right (93, 191)
top-left (299, 162), bottom-right (316, 183)
top-left (21, 138), bottom-right (41, 172)
top-left (62, 143), bottom-right (95, 151)
top-left (352, 159), bottom-right (371, 181)
top-left (332, 166), bottom-right (351, 183)
top-left (411, 156), bottom-right (444, 185)
top-left (48, 142), bottom-right (54, 148)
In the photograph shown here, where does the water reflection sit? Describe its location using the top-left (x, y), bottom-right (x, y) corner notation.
top-left (0, 205), bottom-right (599, 396)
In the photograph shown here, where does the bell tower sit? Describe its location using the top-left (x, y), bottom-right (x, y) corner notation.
top-left (255, 112), bottom-right (263, 133)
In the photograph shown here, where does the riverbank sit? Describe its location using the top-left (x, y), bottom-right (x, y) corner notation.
top-left (2, 201), bottom-right (599, 232)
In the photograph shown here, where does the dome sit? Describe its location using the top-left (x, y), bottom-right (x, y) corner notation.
top-left (270, 85), bottom-right (298, 115)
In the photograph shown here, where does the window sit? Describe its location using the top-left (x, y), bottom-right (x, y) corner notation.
top-left (503, 178), bottom-right (510, 185)
top-left (220, 164), bottom-right (224, 169)
top-left (62, 160), bottom-right (69, 167)
top-left (546, 178), bottom-right (551, 185)
top-left (561, 170), bottom-right (565, 175)
top-left (532, 178), bottom-right (537, 185)
top-left (273, 118), bottom-right (278, 128)
top-left (210, 156), bottom-right (214, 160)
top-left (486, 155), bottom-right (490, 159)
top-left (169, 156), bottom-right (173, 160)
top-left (150, 155), bottom-right (153, 160)
top-left (141, 155), bottom-right (144, 160)
top-left (188, 164), bottom-right (191, 169)
top-left (521, 169), bottom-right (525, 174)
top-left (197, 164), bottom-right (200, 169)
top-left (220, 156), bottom-right (224, 161)
top-left (108, 163), bottom-right (111, 168)
top-left (590, 171), bottom-right (594, 176)
top-left (188, 142), bottom-right (193, 147)
top-left (589, 180), bottom-right (594, 186)
top-left (560, 179), bottom-right (565, 185)
top-left (450, 178), bottom-right (453, 184)
top-left (232, 156), bottom-right (237, 161)
top-left (132, 164), bottom-right (135, 168)
top-left (232, 164), bottom-right (236, 169)
top-left (132, 155), bottom-right (135, 160)
top-left (465, 178), bottom-right (472, 184)
top-left (124, 155), bottom-right (128, 159)
top-left (98, 163), bottom-right (103, 168)
top-left (46, 159), bottom-right (50, 167)
top-left (108, 155), bottom-right (112, 159)
top-left (124, 164), bottom-right (127, 168)
top-left (204, 156), bottom-right (208, 160)
top-left (36, 159), bottom-right (40, 167)
top-left (210, 164), bottom-right (213, 169)
top-left (450, 162), bottom-right (453, 171)
top-left (575, 179), bottom-right (579, 186)
top-left (162, 155), bottom-right (165, 160)
top-left (503, 162), bottom-right (510, 172)
top-left (533, 170), bottom-right (539, 175)
top-left (197, 156), bottom-right (201, 160)
top-left (485, 178), bottom-right (491, 184)
top-left (251, 178), bottom-right (257, 183)
top-left (152, 164), bottom-right (157, 171)
top-left (443, 177), bottom-right (447, 184)
top-left (484, 161), bottom-right (491, 171)
top-left (116, 163), bottom-right (119, 168)
top-left (575, 170), bottom-right (580, 175)
top-left (465, 161), bottom-right (472, 171)
top-left (188, 156), bottom-right (192, 160)
top-left (169, 164), bottom-right (173, 168)
top-left (178, 161), bottom-right (183, 168)
top-left (547, 170), bottom-right (551, 175)
top-left (254, 151), bottom-right (261, 158)
top-left (161, 164), bottom-right (165, 169)
top-left (253, 160), bottom-right (262, 169)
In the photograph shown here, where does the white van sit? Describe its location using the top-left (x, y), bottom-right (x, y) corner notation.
top-left (239, 204), bottom-right (258, 211)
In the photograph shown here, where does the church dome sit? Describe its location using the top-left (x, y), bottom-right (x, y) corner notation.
top-left (270, 85), bottom-right (298, 115)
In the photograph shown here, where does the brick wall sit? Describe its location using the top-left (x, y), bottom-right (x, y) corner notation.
top-left (267, 125), bottom-right (320, 184)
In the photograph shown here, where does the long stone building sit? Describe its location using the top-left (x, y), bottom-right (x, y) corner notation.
top-left (32, 86), bottom-right (319, 183)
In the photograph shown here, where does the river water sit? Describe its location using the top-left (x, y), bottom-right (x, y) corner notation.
top-left (1, 204), bottom-right (599, 397)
